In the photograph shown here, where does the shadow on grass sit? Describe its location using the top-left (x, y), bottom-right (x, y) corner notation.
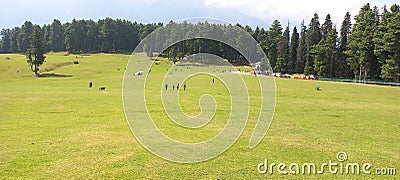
top-left (39, 73), bottom-right (73, 78)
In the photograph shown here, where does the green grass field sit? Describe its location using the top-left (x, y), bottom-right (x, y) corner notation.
top-left (0, 53), bottom-right (399, 178)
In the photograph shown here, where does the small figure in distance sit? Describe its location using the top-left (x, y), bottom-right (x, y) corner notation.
top-left (165, 83), bottom-right (168, 90)
top-left (177, 83), bottom-right (180, 90)
top-left (89, 81), bottom-right (93, 88)
top-left (212, 78), bottom-right (215, 84)
top-left (183, 83), bottom-right (186, 91)
top-left (172, 84), bottom-right (175, 90)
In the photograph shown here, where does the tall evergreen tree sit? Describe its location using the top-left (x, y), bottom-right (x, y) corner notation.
top-left (18, 21), bottom-right (34, 53)
top-left (64, 20), bottom-right (78, 53)
top-left (311, 27), bottom-right (338, 77)
top-left (321, 14), bottom-right (333, 38)
top-left (49, 19), bottom-right (65, 52)
top-left (265, 20), bottom-right (282, 70)
top-left (346, 3), bottom-right (380, 80)
top-left (304, 13), bottom-right (322, 74)
top-left (244, 25), bottom-right (253, 37)
top-left (276, 25), bottom-right (290, 72)
top-left (84, 20), bottom-right (99, 52)
top-left (9, 27), bottom-right (20, 53)
top-left (26, 26), bottom-right (46, 76)
top-left (311, 14), bottom-right (337, 77)
top-left (0, 29), bottom-right (11, 53)
top-left (253, 27), bottom-right (260, 42)
top-left (42, 24), bottom-right (51, 52)
top-left (296, 20), bottom-right (307, 73)
top-left (370, 5), bottom-right (382, 78)
top-left (337, 12), bottom-right (353, 78)
top-left (258, 28), bottom-right (268, 55)
top-left (289, 26), bottom-right (299, 73)
top-left (374, 4), bottom-right (400, 81)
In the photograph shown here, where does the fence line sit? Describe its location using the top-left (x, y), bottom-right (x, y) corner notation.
top-left (319, 78), bottom-right (400, 87)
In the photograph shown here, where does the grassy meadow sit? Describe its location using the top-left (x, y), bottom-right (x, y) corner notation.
top-left (0, 52), bottom-right (399, 178)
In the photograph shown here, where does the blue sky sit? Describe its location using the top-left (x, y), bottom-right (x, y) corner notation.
top-left (0, 0), bottom-right (396, 29)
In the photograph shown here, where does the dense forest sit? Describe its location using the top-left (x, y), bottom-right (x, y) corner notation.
top-left (0, 3), bottom-right (399, 81)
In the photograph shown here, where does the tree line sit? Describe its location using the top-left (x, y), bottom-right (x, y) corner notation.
top-left (253, 3), bottom-right (399, 81)
top-left (0, 18), bottom-right (162, 54)
top-left (0, 3), bottom-right (399, 81)
top-left (140, 21), bottom-right (264, 67)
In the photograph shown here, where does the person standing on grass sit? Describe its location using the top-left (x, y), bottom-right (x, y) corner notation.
top-left (177, 83), bottom-right (180, 90)
top-left (212, 78), bottom-right (215, 84)
top-left (165, 83), bottom-right (168, 90)
top-left (172, 84), bottom-right (175, 90)
top-left (183, 83), bottom-right (186, 91)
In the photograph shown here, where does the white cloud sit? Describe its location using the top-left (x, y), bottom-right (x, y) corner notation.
top-left (204, 0), bottom-right (392, 27)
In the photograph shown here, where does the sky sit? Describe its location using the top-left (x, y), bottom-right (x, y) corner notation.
top-left (0, 0), bottom-right (396, 29)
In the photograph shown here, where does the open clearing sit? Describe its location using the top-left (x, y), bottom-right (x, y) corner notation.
top-left (0, 53), bottom-right (399, 178)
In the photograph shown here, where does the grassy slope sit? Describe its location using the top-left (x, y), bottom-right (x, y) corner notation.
top-left (0, 53), bottom-right (399, 179)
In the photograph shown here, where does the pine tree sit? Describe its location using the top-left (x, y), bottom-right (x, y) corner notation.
top-left (99, 18), bottom-right (116, 52)
top-left (296, 20), bottom-right (307, 73)
top-left (346, 3), bottom-right (380, 80)
top-left (253, 27), bottom-right (260, 42)
top-left (311, 27), bottom-right (337, 77)
top-left (374, 4), bottom-right (400, 81)
top-left (266, 20), bottom-right (283, 70)
top-left (49, 19), bottom-right (64, 52)
top-left (321, 14), bottom-right (333, 38)
top-left (258, 28), bottom-right (268, 54)
top-left (42, 25), bottom-right (51, 52)
top-left (304, 13), bottom-right (322, 74)
top-left (85, 20), bottom-right (99, 52)
top-left (276, 25), bottom-right (290, 72)
top-left (9, 27), bottom-right (20, 53)
top-left (0, 29), bottom-right (11, 53)
top-left (337, 12), bottom-right (353, 78)
top-left (26, 26), bottom-right (46, 76)
top-left (289, 26), bottom-right (299, 73)
top-left (18, 21), bottom-right (34, 53)
top-left (311, 14), bottom-right (337, 77)
top-left (369, 5), bottom-right (382, 78)
top-left (64, 20), bottom-right (78, 53)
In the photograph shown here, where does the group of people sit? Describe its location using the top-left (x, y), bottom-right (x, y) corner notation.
top-left (165, 78), bottom-right (215, 91)
top-left (165, 83), bottom-right (187, 91)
